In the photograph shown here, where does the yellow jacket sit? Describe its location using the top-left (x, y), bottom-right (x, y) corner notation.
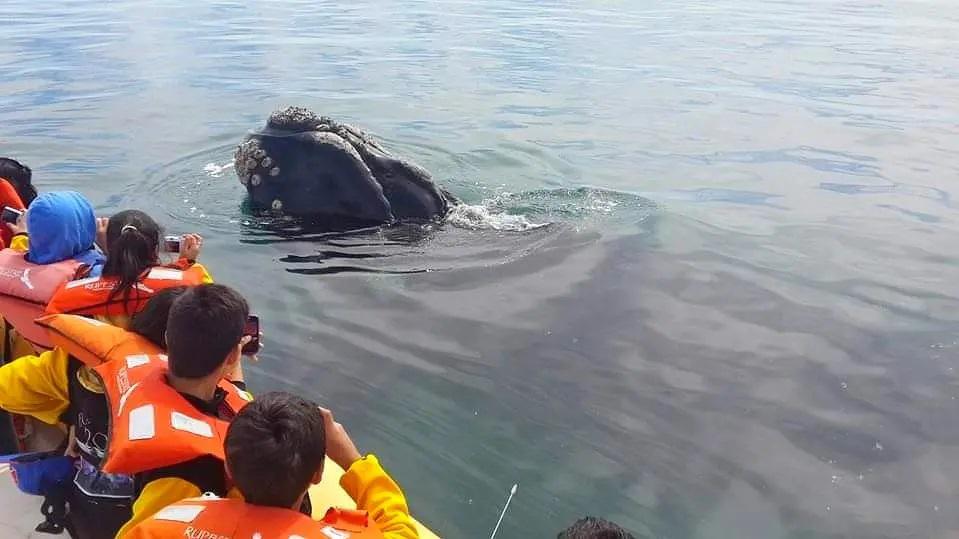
top-left (0, 346), bottom-right (71, 425)
top-left (118, 455), bottom-right (418, 539)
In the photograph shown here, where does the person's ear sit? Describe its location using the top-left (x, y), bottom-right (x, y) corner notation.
top-left (220, 343), bottom-right (241, 374)
top-left (310, 461), bottom-right (325, 486)
top-left (228, 343), bottom-right (242, 365)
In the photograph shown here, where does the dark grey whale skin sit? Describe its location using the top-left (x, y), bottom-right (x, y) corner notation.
top-left (234, 107), bottom-right (455, 227)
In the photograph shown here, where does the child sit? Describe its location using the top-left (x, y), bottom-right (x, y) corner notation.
top-left (125, 392), bottom-right (419, 538)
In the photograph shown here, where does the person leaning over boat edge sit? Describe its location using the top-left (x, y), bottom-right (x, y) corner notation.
top-left (0, 157), bottom-right (37, 209)
top-left (1, 191), bottom-right (105, 357)
top-left (0, 287), bottom-right (189, 538)
top-left (101, 284), bottom-right (255, 538)
top-left (0, 157), bottom-right (36, 248)
top-left (125, 392), bottom-right (419, 539)
top-left (44, 209), bottom-right (213, 328)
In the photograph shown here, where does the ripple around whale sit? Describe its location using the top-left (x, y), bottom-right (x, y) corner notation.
top-left (126, 142), bottom-right (657, 275)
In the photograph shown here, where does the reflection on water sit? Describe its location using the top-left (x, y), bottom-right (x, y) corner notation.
top-left (2, 0), bottom-right (959, 537)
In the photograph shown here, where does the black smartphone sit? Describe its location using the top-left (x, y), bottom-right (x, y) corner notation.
top-left (163, 235), bottom-right (181, 253)
top-left (1, 206), bottom-right (23, 225)
top-left (242, 315), bottom-right (260, 355)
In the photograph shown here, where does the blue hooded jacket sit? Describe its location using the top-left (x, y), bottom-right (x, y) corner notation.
top-left (25, 191), bottom-right (104, 267)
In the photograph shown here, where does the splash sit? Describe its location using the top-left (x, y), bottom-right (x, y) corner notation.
top-left (445, 186), bottom-right (652, 232)
top-left (203, 161), bottom-right (234, 177)
top-left (447, 203), bottom-right (548, 232)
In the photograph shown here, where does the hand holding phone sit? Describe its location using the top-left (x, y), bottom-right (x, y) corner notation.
top-left (180, 233), bottom-right (203, 261)
top-left (3, 207), bottom-right (25, 235)
top-left (241, 315), bottom-right (260, 356)
top-left (2, 206), bottom-right (23, 225)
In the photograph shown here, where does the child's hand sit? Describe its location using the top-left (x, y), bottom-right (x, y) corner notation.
top-left (319, 407), bottom-right (362, 470)
top-left (6, 211), bottom-right (26, 235)
top-left (95, 217), bottom-right (109, 251)
top-left (180, 233), bottom-right (203, 261)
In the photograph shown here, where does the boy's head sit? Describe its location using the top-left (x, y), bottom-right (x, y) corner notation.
top-left (558, 517), bottom-right (636, 539)
top-left (130, 286), bottom-right (189, 349)
top-left (225, 392), bottom-right (326, 508)
top-left (0, 158), bottom-right (36, 206)
top-left (165, 284), bottom-right (249, 379)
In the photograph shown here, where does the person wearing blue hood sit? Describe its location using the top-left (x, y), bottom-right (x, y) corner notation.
top-left (0, 191), bottom-right (109, 534)
top-left (1, 191), bottom-right (105, 359)
top-left (5, 190), bottom-right (105, 267)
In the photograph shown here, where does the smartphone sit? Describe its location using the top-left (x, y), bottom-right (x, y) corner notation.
top-left (241, 315), bottom-right (260, 355)
top-left (1, 206), bottom-right (23, 225)
top-left (163, 235), bottom-right (181, 253)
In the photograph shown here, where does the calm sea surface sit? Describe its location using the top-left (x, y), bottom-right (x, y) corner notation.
top-left (2, 1), bottom-right (958, 537)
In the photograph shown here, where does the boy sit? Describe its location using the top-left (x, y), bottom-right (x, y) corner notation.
top-left (97, 284), bottom-right (254, 536)
top-left (125, 392), bottom-right (419, 538)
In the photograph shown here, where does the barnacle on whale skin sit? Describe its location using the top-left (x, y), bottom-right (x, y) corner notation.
top-left (234, 137), bottom-right (271, 187)
top-left (267, 106), bottom-right (324, 132)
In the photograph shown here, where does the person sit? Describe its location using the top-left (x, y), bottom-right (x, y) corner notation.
top-left (0, 157), bottom-right (37, 208)
top-left (0, 174), bottom-right (25, 249)
top-left (124, 392), bottom-right (419, 539)
top-left (0, 286), bottom-right (188, 538)
top-left (558, 516), bottom-right (637, 539)
top-left (91, 283), bottom-right (254, 537)
top-left (0, 191), bottom-right (105, 353)
top-left (44, 209), bottom-right (212, 328)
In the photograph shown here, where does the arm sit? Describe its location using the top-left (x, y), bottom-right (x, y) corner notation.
top-left (341, 454), bottom-right (419, 539)
top-left (170, 235), bottom-right (213, 283)
top-left (115, 477), bottom-right (201, 539)
top-left (321, 407), bottom-right (418, 539)
top-left (0, 347), bottom-right (71, 425)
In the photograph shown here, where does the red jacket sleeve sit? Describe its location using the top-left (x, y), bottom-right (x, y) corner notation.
top-left (0, 178), bottom-right (25, 247)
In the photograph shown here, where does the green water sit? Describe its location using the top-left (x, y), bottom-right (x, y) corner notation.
top-left (2, 1), bottom-right (958, 537)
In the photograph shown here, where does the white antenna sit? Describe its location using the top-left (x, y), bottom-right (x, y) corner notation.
top-left (489, 483), bottom-right (518, 539)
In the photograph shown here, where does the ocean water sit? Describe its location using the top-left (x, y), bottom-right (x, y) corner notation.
top-left (1, 1), bottom-right (958, 537)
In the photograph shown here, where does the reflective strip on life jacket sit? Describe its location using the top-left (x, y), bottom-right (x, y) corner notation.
top-left (127, 497), bottom-right (385, 539)
top-left (45, 264), bottom-right (207, 318)
top-left (96, 357), bottom-right (251, 475)
top-left (0, 249), bottom-right (82, 347)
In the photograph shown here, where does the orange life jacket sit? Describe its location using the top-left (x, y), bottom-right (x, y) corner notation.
top-left (35, 313), bottom-right (163, 367)
top-left (125, 496), bottom-right (385, 539)
top-left (0, 249), bottom-right (82, 348)
top-left (44, 264), bottom-right (207, 318)
top-left (94, 353), bottom-right (252, 475)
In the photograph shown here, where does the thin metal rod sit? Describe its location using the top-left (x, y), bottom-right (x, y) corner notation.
top-left (489, 484), bottom-right (518, 539)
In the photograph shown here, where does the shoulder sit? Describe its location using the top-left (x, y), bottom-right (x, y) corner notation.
top-left (138, 455), bottom-right (227, 497)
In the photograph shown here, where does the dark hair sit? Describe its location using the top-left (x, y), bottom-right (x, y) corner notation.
top-left (129, 286), bottom-right (189, 348)
top-left (166, 284), bottom-right (248, 379)
top-left (225, 392), bottom-right (325, 508)
top-left (102, 210), bottom-right (162, 313)
top-left (0, 157), bottom-right (36, 206)
top-left (558, 517), bottom-right (637, 539)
